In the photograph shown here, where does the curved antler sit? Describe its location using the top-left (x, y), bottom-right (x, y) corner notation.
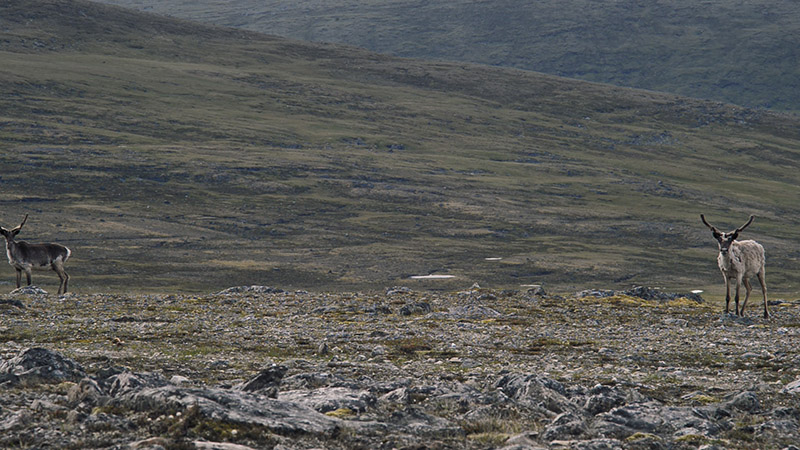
top-left (736, 215), bottom-right (755, 233)
top-left (700, 214), bottom-right (719, 233)
top-left (11, 214), bottom-right (28, 233)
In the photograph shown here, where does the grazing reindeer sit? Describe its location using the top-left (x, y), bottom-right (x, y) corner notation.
top-left (1, 215), bottom-right (71, 294)
top-left (701, 214), bottom-right (768, 318)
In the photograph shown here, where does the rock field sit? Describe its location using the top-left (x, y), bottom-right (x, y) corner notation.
top-left (2, 284), bottom-right (800, 449)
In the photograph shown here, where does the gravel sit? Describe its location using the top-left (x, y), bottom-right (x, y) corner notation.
top-left (1, 285), bottom-right (800, 449)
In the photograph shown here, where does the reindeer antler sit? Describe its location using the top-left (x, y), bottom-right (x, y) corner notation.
top-left (11, 214), bottom-right (28, 233)
top-left (700, 214), bottom-right (719, 233)
top-left (736, 215), bottom-right (755, 233)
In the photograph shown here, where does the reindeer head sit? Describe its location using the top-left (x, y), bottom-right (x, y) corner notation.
top-left (701, 214), bottom-right (754, 256)
top-left (0, 214), bottom-right (28, 242)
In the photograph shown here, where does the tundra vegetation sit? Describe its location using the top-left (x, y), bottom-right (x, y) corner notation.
top-left (2, 2), bottom-right (800, 447)
top-left (2, 286), bottom-right (800, 449)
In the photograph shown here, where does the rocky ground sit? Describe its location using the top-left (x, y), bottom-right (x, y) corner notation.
top-left (2, 284), bottom-right (800, 449)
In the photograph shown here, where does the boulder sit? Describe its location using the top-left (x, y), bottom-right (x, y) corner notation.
top-left (399, 302), bottom-right (432, 316)
top-left (542, 412), bottom-right (588, 441)
top-left (0, 347), bottom-right (85, 386)
top-left (782, 377), bottom-right (800, 394)
top-left (279, 386), bottom-right (376, 413)
top-left (591, 401), bottom-right (726, 441)
top-left (105, 371), bottom-right (169, 397)
top-left (115, 385), bottom-right (341, 437)
top-left (8, 286), bottom-right (48, 295)
top-left (385, 406), bottom-right (464, 439)
top-left (495, 373), bottom-right (573, 417)
top-left (235, 365), bottom-right (287, 398)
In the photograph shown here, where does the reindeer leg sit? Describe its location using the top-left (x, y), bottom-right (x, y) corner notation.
top-left (758, 270), bottom-right (768, 319)
top-left (24, 269), bottom-right (32, 286)
top-left (741, 278), bottom-right (752, 317)
top-left (52, 261), bottom-right (69, 295)
top-left (724, 277), bottom-right (731, 314)
top-left (734, 279), bottom-right (741, 316)
top-left (15, 269), bottom-right (22, 288)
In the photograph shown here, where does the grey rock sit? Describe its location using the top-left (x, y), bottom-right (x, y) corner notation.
top-left (105, 371), bottom-right (169, 397)
top-left (756, 418), bottom-right (800, 437)
top-left (194, 441), bottom-right (258, 450)
top-left (576, 289), bottom-right (616, 299)
top-left (399, 302), bottom-right (432, 316)
top-left (446, 305), bottom-right (502, 319)
top-left (592, 401), bottom-right (725, 440)
top-left (525, 285), bottom-right (547, 297)
top-left (170, 375), bottom-right (191, 385)
top-left (575, 286), bottom-right (703, 303)
top-left (215, 285), bottom-right (284, 295)
top-left (129, 437), bottom-right (172, 449)
top-left (782, 377), bottom-right (800, 394)
top-left (386, 406), bottom-right (464, 438)
top-left (495, 373), bottom-right (573, 417)
top-left (8, 285), bottom-right (48, 295)
top-left (542, 412), bottom-right (587, 441)
top-left (727, 391), bottom-right (760, 412)
top-left (0, 410), bottom-right (33, 432)
top-left (380, 386), bottom-right (411, 404)
top-left (235, 364), bottom-right (287, 398)
top-left (0, 298), bottom-right (25, 308)
top-left (116, 385), bottom-right (341, 437)
top-left (663, 318), bottom-right (688, 327)
top-left (0, 372), bottom-right (20, 387)
top-left (0, 347), bottom-right (85, 385)
top-left (67, 377), bottom-right (108, 407)
top-left (501, 432), bottom-right (547, 449)
top-left (385, 286), bottom-right (412, 296)
top-left (583, 384), bottom-right (648, 415)
top-left (550, 438), bottom-right (624, 450)
top-left (280, 386), bottom-right (376, 413)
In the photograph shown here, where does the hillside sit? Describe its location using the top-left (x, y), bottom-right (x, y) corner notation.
top-left (96, 0), bottom-right (800, 111)
top-left (1, 0), bottom-right (800, 298)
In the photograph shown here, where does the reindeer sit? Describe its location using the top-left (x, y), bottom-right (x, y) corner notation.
top-left (1, 215), bottom-right (71, 294)
top-left (701, 214), bottom-right (768, 318)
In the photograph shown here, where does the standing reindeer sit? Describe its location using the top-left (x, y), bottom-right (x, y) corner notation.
top-left (701, 214), bottom-right (768, 318)
top-left (1, 215), bottom-right (71, 294)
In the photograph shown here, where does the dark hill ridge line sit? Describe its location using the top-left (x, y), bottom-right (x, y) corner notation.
top-left (94, 0), bottom-right (800, 111)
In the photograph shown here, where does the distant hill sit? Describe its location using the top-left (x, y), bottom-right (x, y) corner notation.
top-left (96, 0), bottom-right (800, 111)
top-left (2, 0), bottom-right (800, 296)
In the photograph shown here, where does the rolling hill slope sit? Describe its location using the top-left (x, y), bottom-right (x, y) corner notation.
top-left (1, 0), bottom-right (800, 298)
top-left (96, 0), bottom-right (800, 111)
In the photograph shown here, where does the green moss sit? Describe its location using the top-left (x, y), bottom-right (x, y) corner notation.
top-left (625, 432), bottom-right (661, 442)
top-left (325, 408), bottom-right (356, 418)
top-left (467, 432), bottom-right (511, 446)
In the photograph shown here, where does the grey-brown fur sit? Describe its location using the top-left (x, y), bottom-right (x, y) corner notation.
top-left (701, 214), bottom-right (768, 318)
top-left (1, 215), bottom-right (71, 295)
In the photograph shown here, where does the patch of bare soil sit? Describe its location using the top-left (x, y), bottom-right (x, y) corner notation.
top-left (1, 285), bottom-right (800, 449)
